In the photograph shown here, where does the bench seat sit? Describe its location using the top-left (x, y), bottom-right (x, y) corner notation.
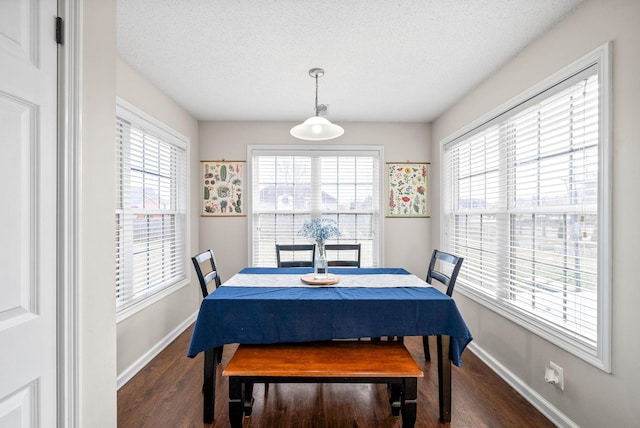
top-left (223, 341), bottom-right (424, 428)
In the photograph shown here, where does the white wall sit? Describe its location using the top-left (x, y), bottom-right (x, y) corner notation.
top-left (431, 0), bottom-right (640, 426)
top-left (80, 0), bottom-right (117, 425)
top-left (115, 58), bottom-right (201, 379)
top-left (198, 122), bottom-right (432, 278)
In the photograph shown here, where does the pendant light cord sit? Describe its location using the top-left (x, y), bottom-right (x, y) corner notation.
top-left (314, 74), bottom-right (319, 116)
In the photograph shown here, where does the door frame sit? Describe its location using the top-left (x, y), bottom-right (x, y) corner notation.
top-left (57, 0), bottom-right (81, 426)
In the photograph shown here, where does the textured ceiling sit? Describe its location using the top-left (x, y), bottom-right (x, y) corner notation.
top-left (117, 0), bottom-right (582, 122)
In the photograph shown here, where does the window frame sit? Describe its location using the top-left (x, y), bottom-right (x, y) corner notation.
top-left (247, 144), bottom-right (385, 268)
top-left (115, 98), bottom-right (191, 322)
top-left (440, 43), bottom-right (611, 371)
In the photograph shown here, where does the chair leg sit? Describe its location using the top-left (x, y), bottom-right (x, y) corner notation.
top-left (422, 335), bottom-right (431, 362)
top-left (215, 345), bottom-right (223, 363)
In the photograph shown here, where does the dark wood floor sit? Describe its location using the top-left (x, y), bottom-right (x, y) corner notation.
top-left (117, 325), bottom-right (554, 427)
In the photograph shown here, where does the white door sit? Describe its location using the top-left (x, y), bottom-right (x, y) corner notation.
top-left (0, 0), bottom-right (58, 426)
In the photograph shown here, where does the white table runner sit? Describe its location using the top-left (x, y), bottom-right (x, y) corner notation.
top-left (222, 273), bottom-right (431, 288)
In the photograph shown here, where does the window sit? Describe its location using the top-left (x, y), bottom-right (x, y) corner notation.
top-left (441, 45), bottom-right (611, 370)
top-left (249, 145), bottom-right (383, 267)
top-left (115, 99), bottom-right (189, 317)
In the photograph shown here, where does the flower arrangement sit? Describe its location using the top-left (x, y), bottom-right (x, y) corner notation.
top-left (299, 218), bottom-right (341, 245)
top-left (300, 218), bottom-right (340, 279)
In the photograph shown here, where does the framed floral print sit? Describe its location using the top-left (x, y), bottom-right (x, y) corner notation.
top-left (386, 162), bottom-right (429, 218)
top-left (201, 160), bottom-right (245, 216)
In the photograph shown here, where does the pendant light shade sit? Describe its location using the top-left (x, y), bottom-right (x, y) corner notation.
top-left (290, 68), bottom-right (344, 141)
top-left (290, 116), bottom-right (344, 141)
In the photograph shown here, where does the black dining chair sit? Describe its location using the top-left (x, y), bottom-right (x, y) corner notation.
top-left (325, 243), bottom-right (361, 268)
top-left (275, 244), bottom-right (316, 268)
top-left (192, 251), bottom-right (269, 396)
top-left (191, 249), bottom-right (222, 297)
top-left (385, 249), bottom-right (464, 360)
top-left (422, 249), bottom-right (464, 361)
top-left (191, 250), bottom-right (223, 362)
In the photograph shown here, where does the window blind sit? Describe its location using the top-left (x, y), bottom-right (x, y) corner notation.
top-left (115, 102), bottom-right (188, 313)
top-left (250, 147), bottom-right (381, 267)
top-left (443, 59), bottom-right (606, 361)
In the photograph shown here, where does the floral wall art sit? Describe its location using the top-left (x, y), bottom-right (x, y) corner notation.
top-left (201, 160), bottom-right (245, 216)
top-left (386, 162), bottom-right (429, 217)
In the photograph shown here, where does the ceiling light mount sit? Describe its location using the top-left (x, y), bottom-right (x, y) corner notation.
top-left (290, 67), bottom-right (344, 141)
top-left (308, 68), bottom-right (325, 79)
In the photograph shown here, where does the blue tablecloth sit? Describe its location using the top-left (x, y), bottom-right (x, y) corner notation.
top-left (187, 268), bottom-right (473, 366)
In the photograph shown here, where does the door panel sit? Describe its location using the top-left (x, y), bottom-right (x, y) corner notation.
top-left (0, 97), bottom-right (35, 320)
top-left (0, 0), bottom-right (58, 425)
top-left (0, 0), bottom-right (35, 63)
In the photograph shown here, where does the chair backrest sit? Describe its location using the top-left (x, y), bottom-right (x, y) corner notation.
top-left (426, 250), bottom-right (464, 296)
top-left (325, 243), bottom-right (361, 268)
top-left (191, 250), bottom-right (221, 297)
top-left (276, 244), bottom-right (316, 268)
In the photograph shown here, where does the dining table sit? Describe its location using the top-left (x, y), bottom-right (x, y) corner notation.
top-left (187, 267), bottom-right (473, 423)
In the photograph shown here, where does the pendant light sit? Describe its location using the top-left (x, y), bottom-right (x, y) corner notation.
top-left (290, 68), bottom-right (344, 141)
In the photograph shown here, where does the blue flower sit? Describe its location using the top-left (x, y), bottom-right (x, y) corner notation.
top-left (299, 218), bottom-right (341, 244)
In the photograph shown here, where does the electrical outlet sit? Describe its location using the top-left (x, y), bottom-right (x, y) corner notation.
top-left (544, 361), bottom-right (564, 391)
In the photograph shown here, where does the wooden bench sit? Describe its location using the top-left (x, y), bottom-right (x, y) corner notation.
top-left (222, 341), bottom-right (424, 428)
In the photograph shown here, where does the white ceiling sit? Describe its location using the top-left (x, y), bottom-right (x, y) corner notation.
top-left (117, 0), bottom-right (582, 123)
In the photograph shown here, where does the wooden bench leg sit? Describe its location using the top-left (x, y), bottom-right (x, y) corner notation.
top-left (203, 347), bottom-right (217, 423)
top-left (401, 377), bottom-right (418, 428)
top-left (228, 378), bottom-right (243, 428)
top-left (243, 382), bottom-right (255, 416)
top-left (389, 383), bottom-right (401, 416)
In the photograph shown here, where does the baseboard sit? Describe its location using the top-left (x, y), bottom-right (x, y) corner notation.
top-left (467, 342), bottom-right (579, 428)
top-left (117, 311), bottom-right (198, 389)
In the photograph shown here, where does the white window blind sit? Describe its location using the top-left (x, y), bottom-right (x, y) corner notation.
top-left (115, 100), bottom-right (188, 314)
top-left (442, 46), bottom-right (611, 369)
top-left (249, 146), bottom-right (382, 267)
